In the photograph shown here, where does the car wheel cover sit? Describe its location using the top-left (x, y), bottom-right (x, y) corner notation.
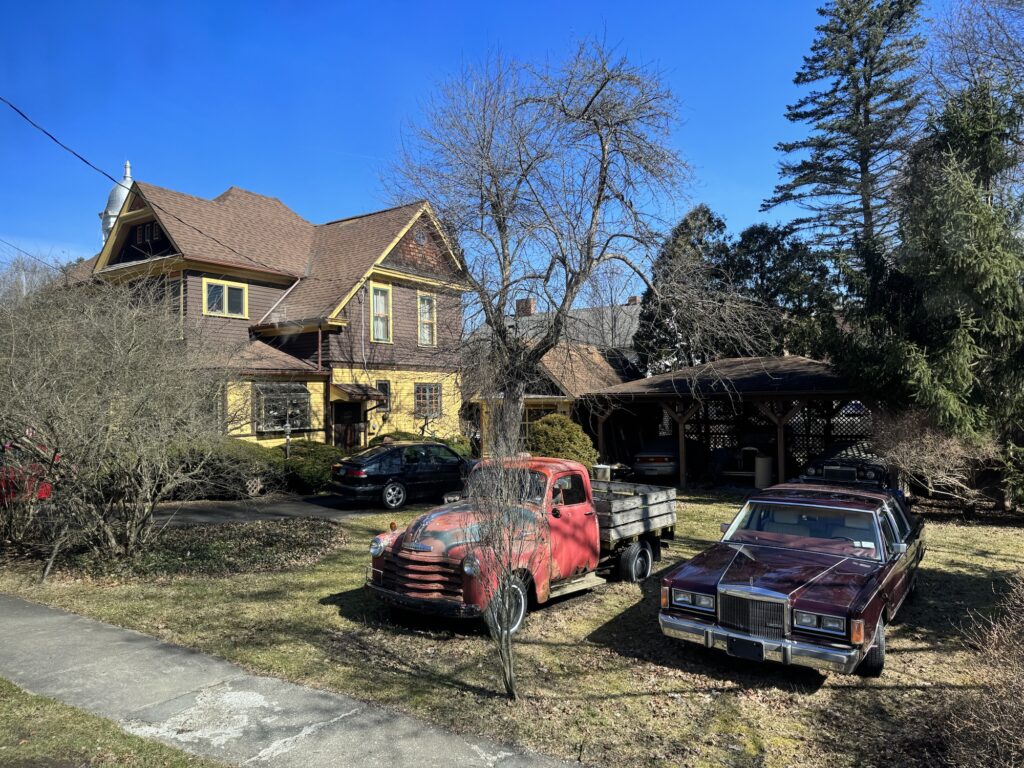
top-left (634, 548), bottom-right (652, 580)
top-left (384, 483), bottom-right (405, 507)
top-left (494, 582), bottom-right (526, 634)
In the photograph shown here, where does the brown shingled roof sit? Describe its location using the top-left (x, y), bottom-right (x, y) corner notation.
top-left (226, 340), bottom-right (322, 374)
top-left (588, 356), bottom-right (856, 398)
top-left (539, 343), bottom-right (630, 398)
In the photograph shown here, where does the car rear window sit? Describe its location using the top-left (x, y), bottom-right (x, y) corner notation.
top-left (725, 501), bottom-right (882, 560)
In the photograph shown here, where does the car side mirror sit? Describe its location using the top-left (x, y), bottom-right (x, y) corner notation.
top-left (551, 507), bottom-right (562, 519)
top-left (894, 542), bottom-right (908, 556)
top-left (720, 522), bottom-right (730, 534)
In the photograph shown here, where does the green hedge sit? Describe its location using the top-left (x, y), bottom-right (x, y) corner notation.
top-left (192, 438), bottom-right (285, 499)
top-left (282, 440), bottom-right (352, 494)
top-left (525, 414), bottom-right (599, 470)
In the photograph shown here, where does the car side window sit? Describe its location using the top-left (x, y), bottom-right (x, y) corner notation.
top-left (553, 473), bottom-right (586, 506)
top-left (885, 500), bottom-right (911, 539)
top-left (402, 446), bottom-right (427, 466)
top-left (378, 449), bottom-right (401, 473)
top-left (879, 514), bottom-right (899, 557)
top-left (425, 445), bottom-right (461, 466)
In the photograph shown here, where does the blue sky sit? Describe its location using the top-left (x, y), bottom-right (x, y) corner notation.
top-left (0, 1), bottom-right (931, 265)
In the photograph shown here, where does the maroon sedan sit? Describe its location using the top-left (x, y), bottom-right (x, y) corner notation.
top-left (659, 483), bottom-right (924, 676)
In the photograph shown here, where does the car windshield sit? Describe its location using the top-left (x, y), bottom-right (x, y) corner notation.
top-left (724, 501), bottom-right (882, 560)
top-left (464, 467), bottom-right (547, 506)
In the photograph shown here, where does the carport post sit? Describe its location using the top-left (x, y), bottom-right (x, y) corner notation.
top-left (757, 401), bottom-right (802, 484)
top-left (596, 410), bottom-right (611, 462)
top-left (665, 402), bottom-right (700, 489)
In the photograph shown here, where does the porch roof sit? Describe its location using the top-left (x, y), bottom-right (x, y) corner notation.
top-left (331, 383), bottom-right (387, 402)
top-left (227, 340), bottom-right (322, 375)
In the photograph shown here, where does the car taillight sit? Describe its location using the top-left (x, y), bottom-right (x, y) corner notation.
top-left (346, 468), bottom-right (367, 478)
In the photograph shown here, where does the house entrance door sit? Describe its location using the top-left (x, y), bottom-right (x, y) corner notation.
top-left (333, 402), bottom-right (363, 449)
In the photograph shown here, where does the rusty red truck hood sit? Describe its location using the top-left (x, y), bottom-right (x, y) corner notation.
top-left (668, 542), bottom-right (881, 611)
top-left (392, 500), bottom-right (541, 560)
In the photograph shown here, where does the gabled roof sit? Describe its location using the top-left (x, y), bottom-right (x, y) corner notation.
top-left (539, 343), bottom-right (630, 399)
top-left (92, 181), bottom-right (458, 322)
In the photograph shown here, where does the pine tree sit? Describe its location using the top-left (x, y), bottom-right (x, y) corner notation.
top-left (764, 0), bottom-right (924, 303)
top-left (632, 205), bottom-right (731, 374)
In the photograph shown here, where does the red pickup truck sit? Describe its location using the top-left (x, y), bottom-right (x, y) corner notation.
top-left (367, 457), bottom-right (677, 634)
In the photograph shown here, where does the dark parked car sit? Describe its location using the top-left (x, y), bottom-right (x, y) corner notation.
top-left (632, 436), bottom-right (678, 480)
top-left (332, 441), bottom-right (474, 509)
top-left (659, 481), bottom-right (924, 676)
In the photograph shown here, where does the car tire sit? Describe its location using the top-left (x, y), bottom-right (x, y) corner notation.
top-left (485, 573), bottom-right (529, 638)
top-left (619, 541), bottom-right (653, 583)
top-left (382, 481), bottom-right (407, 510)
top-left (856, 621), bottom-right (886, 677)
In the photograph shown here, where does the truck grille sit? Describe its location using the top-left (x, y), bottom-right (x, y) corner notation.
top-left (719, 594), bottom-right (786, 639)
top-left (380, 549), bottom-right (464, 601)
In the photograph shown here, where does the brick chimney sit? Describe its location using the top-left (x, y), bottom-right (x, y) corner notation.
top-left (515, 298), bottom-right (537, 317)
top-left (625, 295), bottom-right (641, 306)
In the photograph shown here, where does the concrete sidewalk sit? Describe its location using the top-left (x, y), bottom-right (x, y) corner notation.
top-left (0, 594), bottom-right (566, 767)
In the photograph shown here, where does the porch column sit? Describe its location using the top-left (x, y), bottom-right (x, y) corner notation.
top-left (596, 410), bottom-right (612, 462)
top-left (756, 401), bottom-right (803, 484)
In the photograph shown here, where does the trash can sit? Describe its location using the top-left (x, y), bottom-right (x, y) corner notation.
top-left (754, 456), bottom-right (772, 489)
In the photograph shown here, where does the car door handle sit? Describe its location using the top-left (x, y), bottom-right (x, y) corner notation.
top-left (583, 510), bottom-right (595, 516)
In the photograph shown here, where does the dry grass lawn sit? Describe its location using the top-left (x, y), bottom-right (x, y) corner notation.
top-left (1, 492), bottom-right (1021, 768)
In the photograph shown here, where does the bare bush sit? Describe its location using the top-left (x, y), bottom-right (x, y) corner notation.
top-left (0, 273), bottom-right (242, 569)
top-left (870, 410), bottom-right (997, 503)
top-left (944, 573), bottom-right (1024, 767)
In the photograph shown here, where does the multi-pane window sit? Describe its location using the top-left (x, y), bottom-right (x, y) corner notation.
top-left (414, 383), bottom-right (442, 419)
top-left (375, 380), bottom-right (391, 411)
top-left (203, 278), bottom-right (247, 318)
top-left (370, 283), bottom-right (391, 342)
top-left (254, 382), bottom-right (311, 432)
top-left (418, 294), bottom-right (437, 346)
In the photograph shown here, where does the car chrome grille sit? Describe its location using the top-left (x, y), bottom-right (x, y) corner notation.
top-left (719, 594), bottom-right (786, 639)
top-left (380, 549), bottom-right (464, 600)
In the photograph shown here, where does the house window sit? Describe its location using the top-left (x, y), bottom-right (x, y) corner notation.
top-left (203, 278), bottom-right (248, 319)
top-left (370, 283), bottom-right (391, 342)
top-left (414, 383), bottom-right (442, 419)
top-left (254, 382), bottom-right (311, 432)
top-left (418, 294), bottom-right (437, 346)
top-left (375, 380), bottom-right (391, 411)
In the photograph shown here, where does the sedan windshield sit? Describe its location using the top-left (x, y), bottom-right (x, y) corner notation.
top-left (724, 501), bottom-right (882, 560)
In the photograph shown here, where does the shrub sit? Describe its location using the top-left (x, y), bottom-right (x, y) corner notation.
top-left (282, 440), bottom-right (351, 494)
top-left (525, 414), bottom-right (598, 470)
top-left (184, 438), bottom-right (285, 500)
top-left (942, 573), bottom-right (1024, 767)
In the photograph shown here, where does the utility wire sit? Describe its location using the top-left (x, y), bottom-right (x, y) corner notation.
top-left (0, 235), bottom-right (59, 269)
top-left (0, 95), bottom-right (289, 277)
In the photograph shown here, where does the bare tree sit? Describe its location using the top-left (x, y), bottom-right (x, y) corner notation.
top-left (393, 41), bottom-right (689, 457)
top-left (0, 272), bottom-right (241, 571)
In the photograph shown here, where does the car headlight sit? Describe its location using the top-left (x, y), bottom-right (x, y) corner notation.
top-left (794, 610), bottom-right (846, 634)
top-left (462, 554), bottom-right (480, 577)
top-left (821, 616), bottom-right (846, 633)
top-left (369, 537), bottom-right (385, 558)
top-left (672, 589), bottom-right (714, 611)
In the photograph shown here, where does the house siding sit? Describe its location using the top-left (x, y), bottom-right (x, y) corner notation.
top-left (184, 270), bottom-right (288, 348)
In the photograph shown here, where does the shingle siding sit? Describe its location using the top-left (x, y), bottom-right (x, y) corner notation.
top-left (184, 271), bottom-right (287, 348)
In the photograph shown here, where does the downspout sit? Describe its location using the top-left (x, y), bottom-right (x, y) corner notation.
top-left (317, 326), bottom-right (322, 371)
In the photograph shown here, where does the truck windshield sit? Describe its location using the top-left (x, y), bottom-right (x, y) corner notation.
top-left (464, 468), bottom-right (547, 506)
top-left (724, 501), bottom-right (882, 560)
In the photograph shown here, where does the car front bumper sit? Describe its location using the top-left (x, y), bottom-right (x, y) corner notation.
top-left (659, 611), bottom-right (863, 674)
top-left (365, 581), bottom-right (483, 619)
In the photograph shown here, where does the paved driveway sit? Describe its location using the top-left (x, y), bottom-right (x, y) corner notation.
top-left (154, 494), bottom-right (436, 526)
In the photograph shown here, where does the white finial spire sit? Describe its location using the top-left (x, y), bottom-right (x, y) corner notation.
top-left (99, 159), bottom-right (133, 242)
top-left (123, 160), bottom-right (131, 182)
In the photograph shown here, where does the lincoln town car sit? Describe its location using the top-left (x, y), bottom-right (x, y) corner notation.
top-left (659, 482), bottom-right (924, 676)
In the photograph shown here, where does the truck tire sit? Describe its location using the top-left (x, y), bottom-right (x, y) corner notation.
top-left (382, 481), bottom-right (407, 510)
top-left (855, 622), bottom-right (886, 677)
top-left (485, 574), bottom-right (529, 638)
top-left (619, 541), bottom-right (653, 583)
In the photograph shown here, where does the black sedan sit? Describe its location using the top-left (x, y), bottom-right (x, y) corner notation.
top-left (331, 441), bottom-right (474, 509)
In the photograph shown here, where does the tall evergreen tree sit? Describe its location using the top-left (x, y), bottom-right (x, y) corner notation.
top-left (841, 82), bottom-right (1024, 438)
top-left (764, 0), bottom-right (924, 303)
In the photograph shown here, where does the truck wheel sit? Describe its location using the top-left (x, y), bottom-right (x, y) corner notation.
top-left (485, 574), bottom-right (529, 638)
top-left (382, 481), bottom-right (407, 510)
top-left (619, 541), bottom-right (653, 583)
top-left (856, 622), bottom-right (886, 677)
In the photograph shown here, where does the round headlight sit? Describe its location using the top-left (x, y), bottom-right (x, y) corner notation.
top-left (462, 554), bottom-right (480, 577)
top-left (369, 537), bottom-right (385, 558)
top-left (865, 470), bottom-right (876, 480)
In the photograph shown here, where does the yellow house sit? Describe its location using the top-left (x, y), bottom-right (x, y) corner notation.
top-left (78, 167), bottom-right (469, 450)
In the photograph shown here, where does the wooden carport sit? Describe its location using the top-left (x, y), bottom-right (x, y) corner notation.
top-left (586, 356), bottom-right (869, 488)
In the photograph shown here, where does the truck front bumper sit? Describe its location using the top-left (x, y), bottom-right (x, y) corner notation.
top-left (365, 581), bottom-right (484, 619)
top-left (659, 611), bottom-right (863, 674)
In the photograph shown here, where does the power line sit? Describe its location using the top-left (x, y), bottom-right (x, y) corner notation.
top-left (0, 236), bottom-right (59, 270)
top-left (0, 95), bottom-right (286, 276)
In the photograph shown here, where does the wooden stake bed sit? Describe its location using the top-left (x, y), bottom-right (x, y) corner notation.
top-left (591, 480), bottom-right (678, 545)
